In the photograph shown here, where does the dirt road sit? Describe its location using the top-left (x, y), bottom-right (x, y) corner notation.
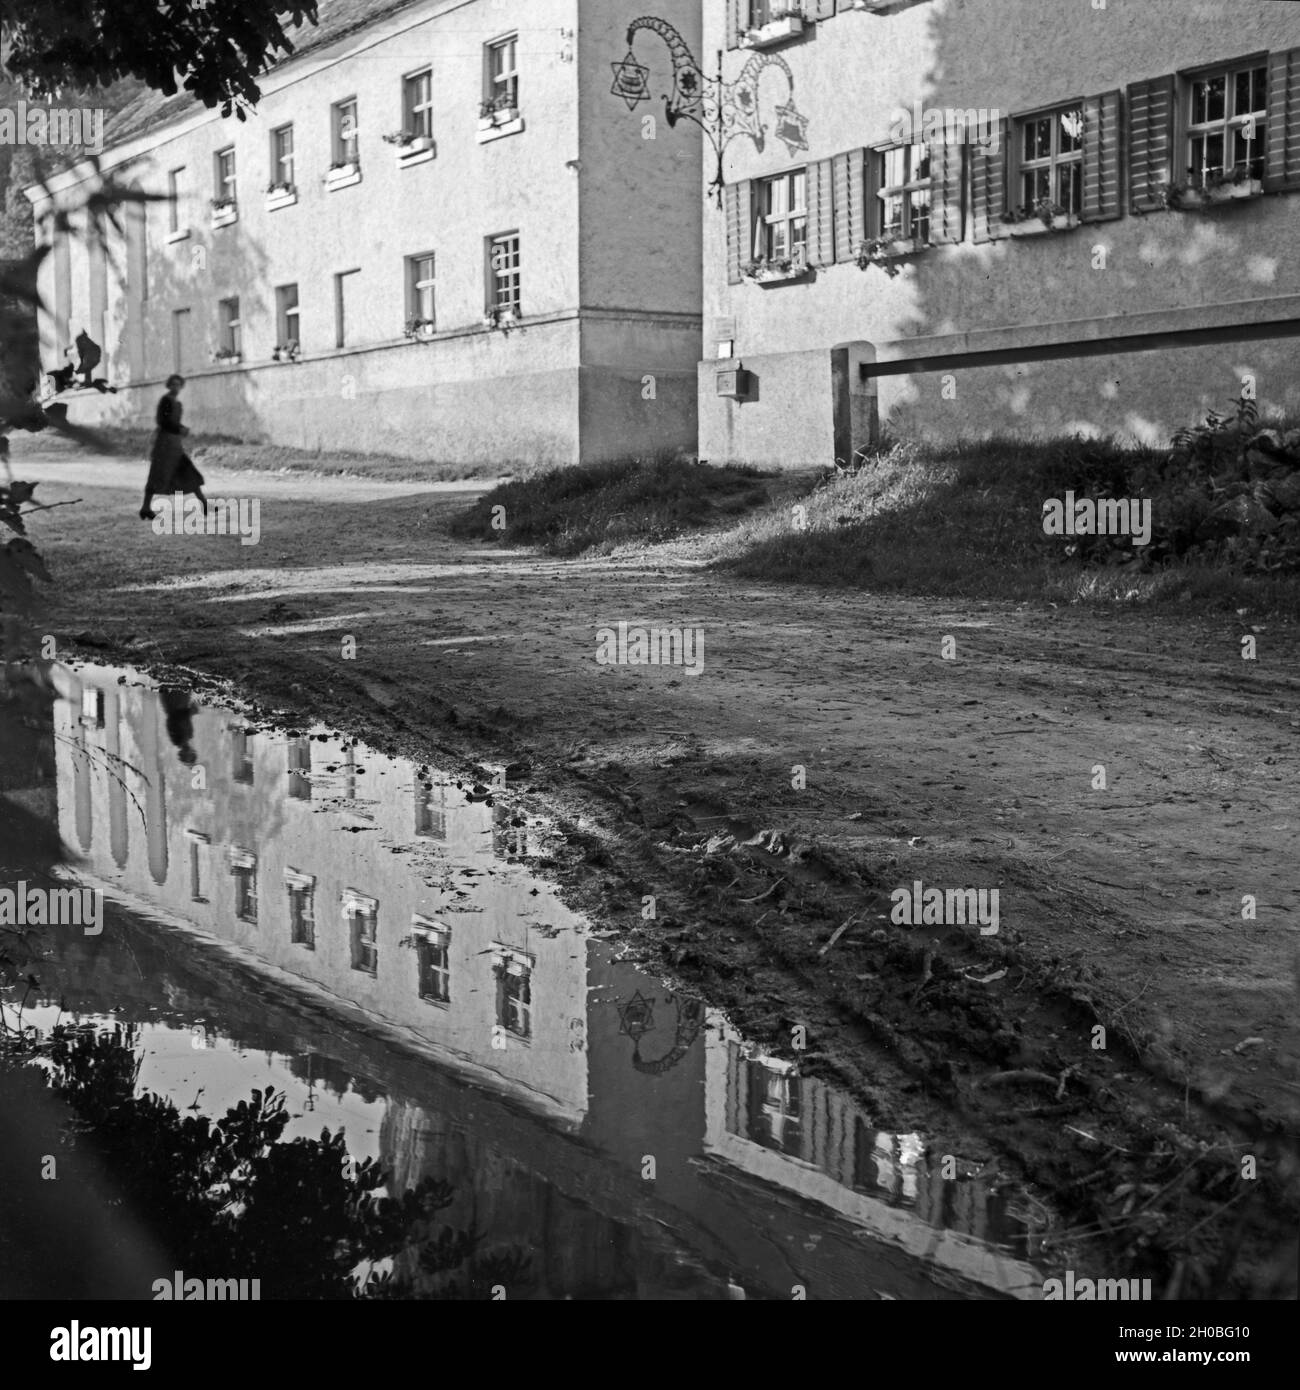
top-left (13, 444), bottom-right (1300, 1295)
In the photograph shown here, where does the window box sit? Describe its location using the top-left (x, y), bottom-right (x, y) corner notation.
top-left (211, 349), bottom-right (242, 366)
top-left (847, 0), bottom-right (891, 10)
top-left (1001, 201), bottom-right (1079, 236)
top-left (483, 308), bottom-right (519, 331)
top-left (477, 104), bottom-right (524, 143)
top-left (165, 227), bottom-right (191, 244)
top-left (741, 13), bottom-right (804, 49)
top-left (743, 247), bottom-right (811, 285)
top-left (265, 182), bottom-right (297, 211)
top-left (405, 318), bottom-right (437, 341)
top-left (271, 342), bottom-right (301, 363)
top-left (210, 199), bottom-right (237, 228)
top-left (324, 161), bottom-right (361, 190)
top-left (1168, 176), bottom-right (1264, 210)
top-left (386, 131), bottom-right (436, 165)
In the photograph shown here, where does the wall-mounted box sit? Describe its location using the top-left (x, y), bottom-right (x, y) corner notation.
top-left (716, 366), bottom-right (752, 399)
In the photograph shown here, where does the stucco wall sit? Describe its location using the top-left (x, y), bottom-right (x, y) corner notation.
top-left (700, 0), bottom-right (1300, 460)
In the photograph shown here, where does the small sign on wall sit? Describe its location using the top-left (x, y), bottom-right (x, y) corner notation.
top-left (716, 367), bottom-right (752, 399)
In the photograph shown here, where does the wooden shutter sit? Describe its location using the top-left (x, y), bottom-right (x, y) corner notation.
top-left (808, 0), bottom-right (837, 19)
top-left (832, 148), bottom-right (866, 261)
top-left (927, 139), bottom-right (964, 243)
top-left (971, 119), bottom-right (1009, 241)
top-left (725, 0), bottom-right (747, 49)
top-left (1082, 89), bottom-right (1122, 221)
top-left (1127, 75), bottom-right (1175, 213)
top-left (863, 147), bottom-right (880, 241)
top-left (725, 181), bottom-right (753, 284)
top-left (1265, 46), bottom-right (1300, 192)
top-left (805, 158), bottom-right (836, 266)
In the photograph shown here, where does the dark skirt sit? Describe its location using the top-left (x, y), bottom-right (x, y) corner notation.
top-left (146, 429), bottom-right (205, 495)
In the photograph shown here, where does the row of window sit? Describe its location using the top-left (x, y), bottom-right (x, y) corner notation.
top-left (726, 48), bottom-right (1300, 279)
top-left (190, 846), bottom-right (533, 1035)
top-left (187, 236), bottom-right (520, 366)
top-left (166, 33), bottom-right (519, 227)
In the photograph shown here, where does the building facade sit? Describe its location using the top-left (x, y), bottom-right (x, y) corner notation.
top-left (695, 0), bottom-right (1300, 466)
top-left (27, 0), bottom-right (703, 467)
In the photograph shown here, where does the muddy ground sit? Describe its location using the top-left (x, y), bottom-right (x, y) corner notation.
top-left (10, 443), bottom-right (1300, 1298)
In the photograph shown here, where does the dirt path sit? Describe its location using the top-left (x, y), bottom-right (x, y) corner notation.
top-left (14, 444), bottom-right (1300, 1296)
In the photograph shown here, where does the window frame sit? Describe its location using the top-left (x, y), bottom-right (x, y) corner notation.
top-left (873, 142), bottom-right (934, 243)
top-left (275, 284), bottom-right (300, 352)
top-left (753, 167), bottom-right (808, 266)
top-left (1179, 55), bottom-right (1268, 188)
top-left (270, 123), bottom-right (295, 190)
top-left (485, 34), bottom-right (519, 115)
top-left (402, 68), bottom-right (434, 139)
top-left (287, 872), bottom-right (316, 949)
top-left (406, 252), bottom-right (436, 328)
top-left (167, 166), bottom-right (186, 233)
top-left (345, 892), bottom-right (379, 976)
top-left (1009, 104), bottom-right (1085, 217)
top-left (213, 148), bottom-right (236, 206)
top-left (413, 918), bottom-right (452, 1004)
top-left (486, 231), bottom-right (521, 319)
top-left (332, 96), bottom-right (359, 167)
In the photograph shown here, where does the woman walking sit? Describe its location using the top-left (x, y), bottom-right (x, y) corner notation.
top-left (140, 374), bottom-right (206, 520)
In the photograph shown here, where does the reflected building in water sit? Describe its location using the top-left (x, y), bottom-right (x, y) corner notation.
top-left (47, 663), bottom-right (1046, 1299)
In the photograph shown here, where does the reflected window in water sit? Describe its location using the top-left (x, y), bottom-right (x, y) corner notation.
top-left (415, 781), bottom-right (447, 839)
top-left (413, 917), bottom-right (451, 1004)
top-left (747, 1060), bottom-right (802, 1155)
top-left (230, 726), bottom-right (254, 785)
top-left (287, 738), bottom-right (312, 801)
top-left (80, 687), bottom-right (105, 729)
top-left (230, 848), bottom-right (258, 922)
top-left (287, 871), bottom-right (316, 949)
top-left (185, 829), bottom-right (210, 903)
top-left (492, 948), bottom-right (533, 1039)
top-left (345, 891), bottom-right (379, 975)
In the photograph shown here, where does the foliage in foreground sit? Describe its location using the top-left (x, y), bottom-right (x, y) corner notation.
top-left (0, 1016), bottom-right (530, 1299)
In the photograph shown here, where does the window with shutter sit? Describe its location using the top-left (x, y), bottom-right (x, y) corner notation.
top-left (927, 139), bottom-right (964, 243)
top-left (832, 149), bottom-right (866, 261)
top-left (1008, 105), bottom-right (1084, 218)
top-left (724, 181), bottom-right (754, 283)
top-left (725, 0), bottom-right (747, 50)
top-left (1265, 46), bottom-right (1300, 191)
top-left (1082, 90), bottom-right (1122, 221)
top-left (1127, 75), bottom-right (1175, 213)
top-left (971, 122), bottom-right (1009, 241)
top-left (805, 158), bottom-right (836, 265)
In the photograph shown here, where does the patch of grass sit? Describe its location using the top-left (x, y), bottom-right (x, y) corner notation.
top-left (450, 452), bottom-right (775, 556)
top-left (707, 435), bottom-right (1300, 614)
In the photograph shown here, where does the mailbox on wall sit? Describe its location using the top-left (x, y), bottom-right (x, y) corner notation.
top-left (716, 365), bottom-right (752, 399)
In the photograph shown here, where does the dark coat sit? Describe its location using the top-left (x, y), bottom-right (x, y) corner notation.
top-left (146, 393), bottom-right (205, 494)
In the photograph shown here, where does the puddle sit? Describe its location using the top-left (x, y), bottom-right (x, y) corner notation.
top-left (0, 662), bottom-right (1054, 1300)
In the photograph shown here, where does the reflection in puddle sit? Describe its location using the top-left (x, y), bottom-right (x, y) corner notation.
top-left (1, 662), bottom-right (1054, 1299)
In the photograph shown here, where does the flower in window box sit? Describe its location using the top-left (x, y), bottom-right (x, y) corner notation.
top-left (1001, 197), bottom-right (1077, 232)
top-left (210, 195), bottom-right (236, 211)
top-left (404, 318), bottom-right (436, 340)
top-left (479, 94), bottom-right (519, 123)
top-left (1161, 164), bottom-right (1264, 210)
top-left (854, 237), bottom-right (911, 276)
top-left (266, 179), bottom-right (294, 196)
top-left (271, 341), bottom-right (301, 362)
top-left (384, 130), bottom-right (434, 152)
top-left (212, 347), bottom-right (242, 364)
top-left (327, 159), bottom-right (359, 175)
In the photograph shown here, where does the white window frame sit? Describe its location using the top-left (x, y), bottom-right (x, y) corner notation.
top-left (275, 283), bottom-right (300, 349)
top-left (1182, 59), bottom-right (1268, 187)
top-left (332, 97), bottom-right (359, 166)
top-left (402, 68), bottom-right (434, 139)
top-left (214, 148), bottom-right (236, 205)
top-left (487, 231), bottom-right (521, 318)
top-left (167, 166), bottom-right (186, 233)
top-left (753, 168), bottom-right (807, 264)
top-left (344, 889), bottom-right (379, 975)
top-left (270, 124), bottom-right (295, 190)
top-left (485, 34), bottom-right (519, 114)
top-left (875, 142), bottom-right (933, 242)
top-left (407, 253), bottom-right (436, 326)
top-left (412, 916), bottom-right (451, 1004)
top-left (1014, 106), bottom-right (1084, 215)
top-left (218, 296), bottom-right (241, 356)
top-left (286, 869), bottom-right (316, 948)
